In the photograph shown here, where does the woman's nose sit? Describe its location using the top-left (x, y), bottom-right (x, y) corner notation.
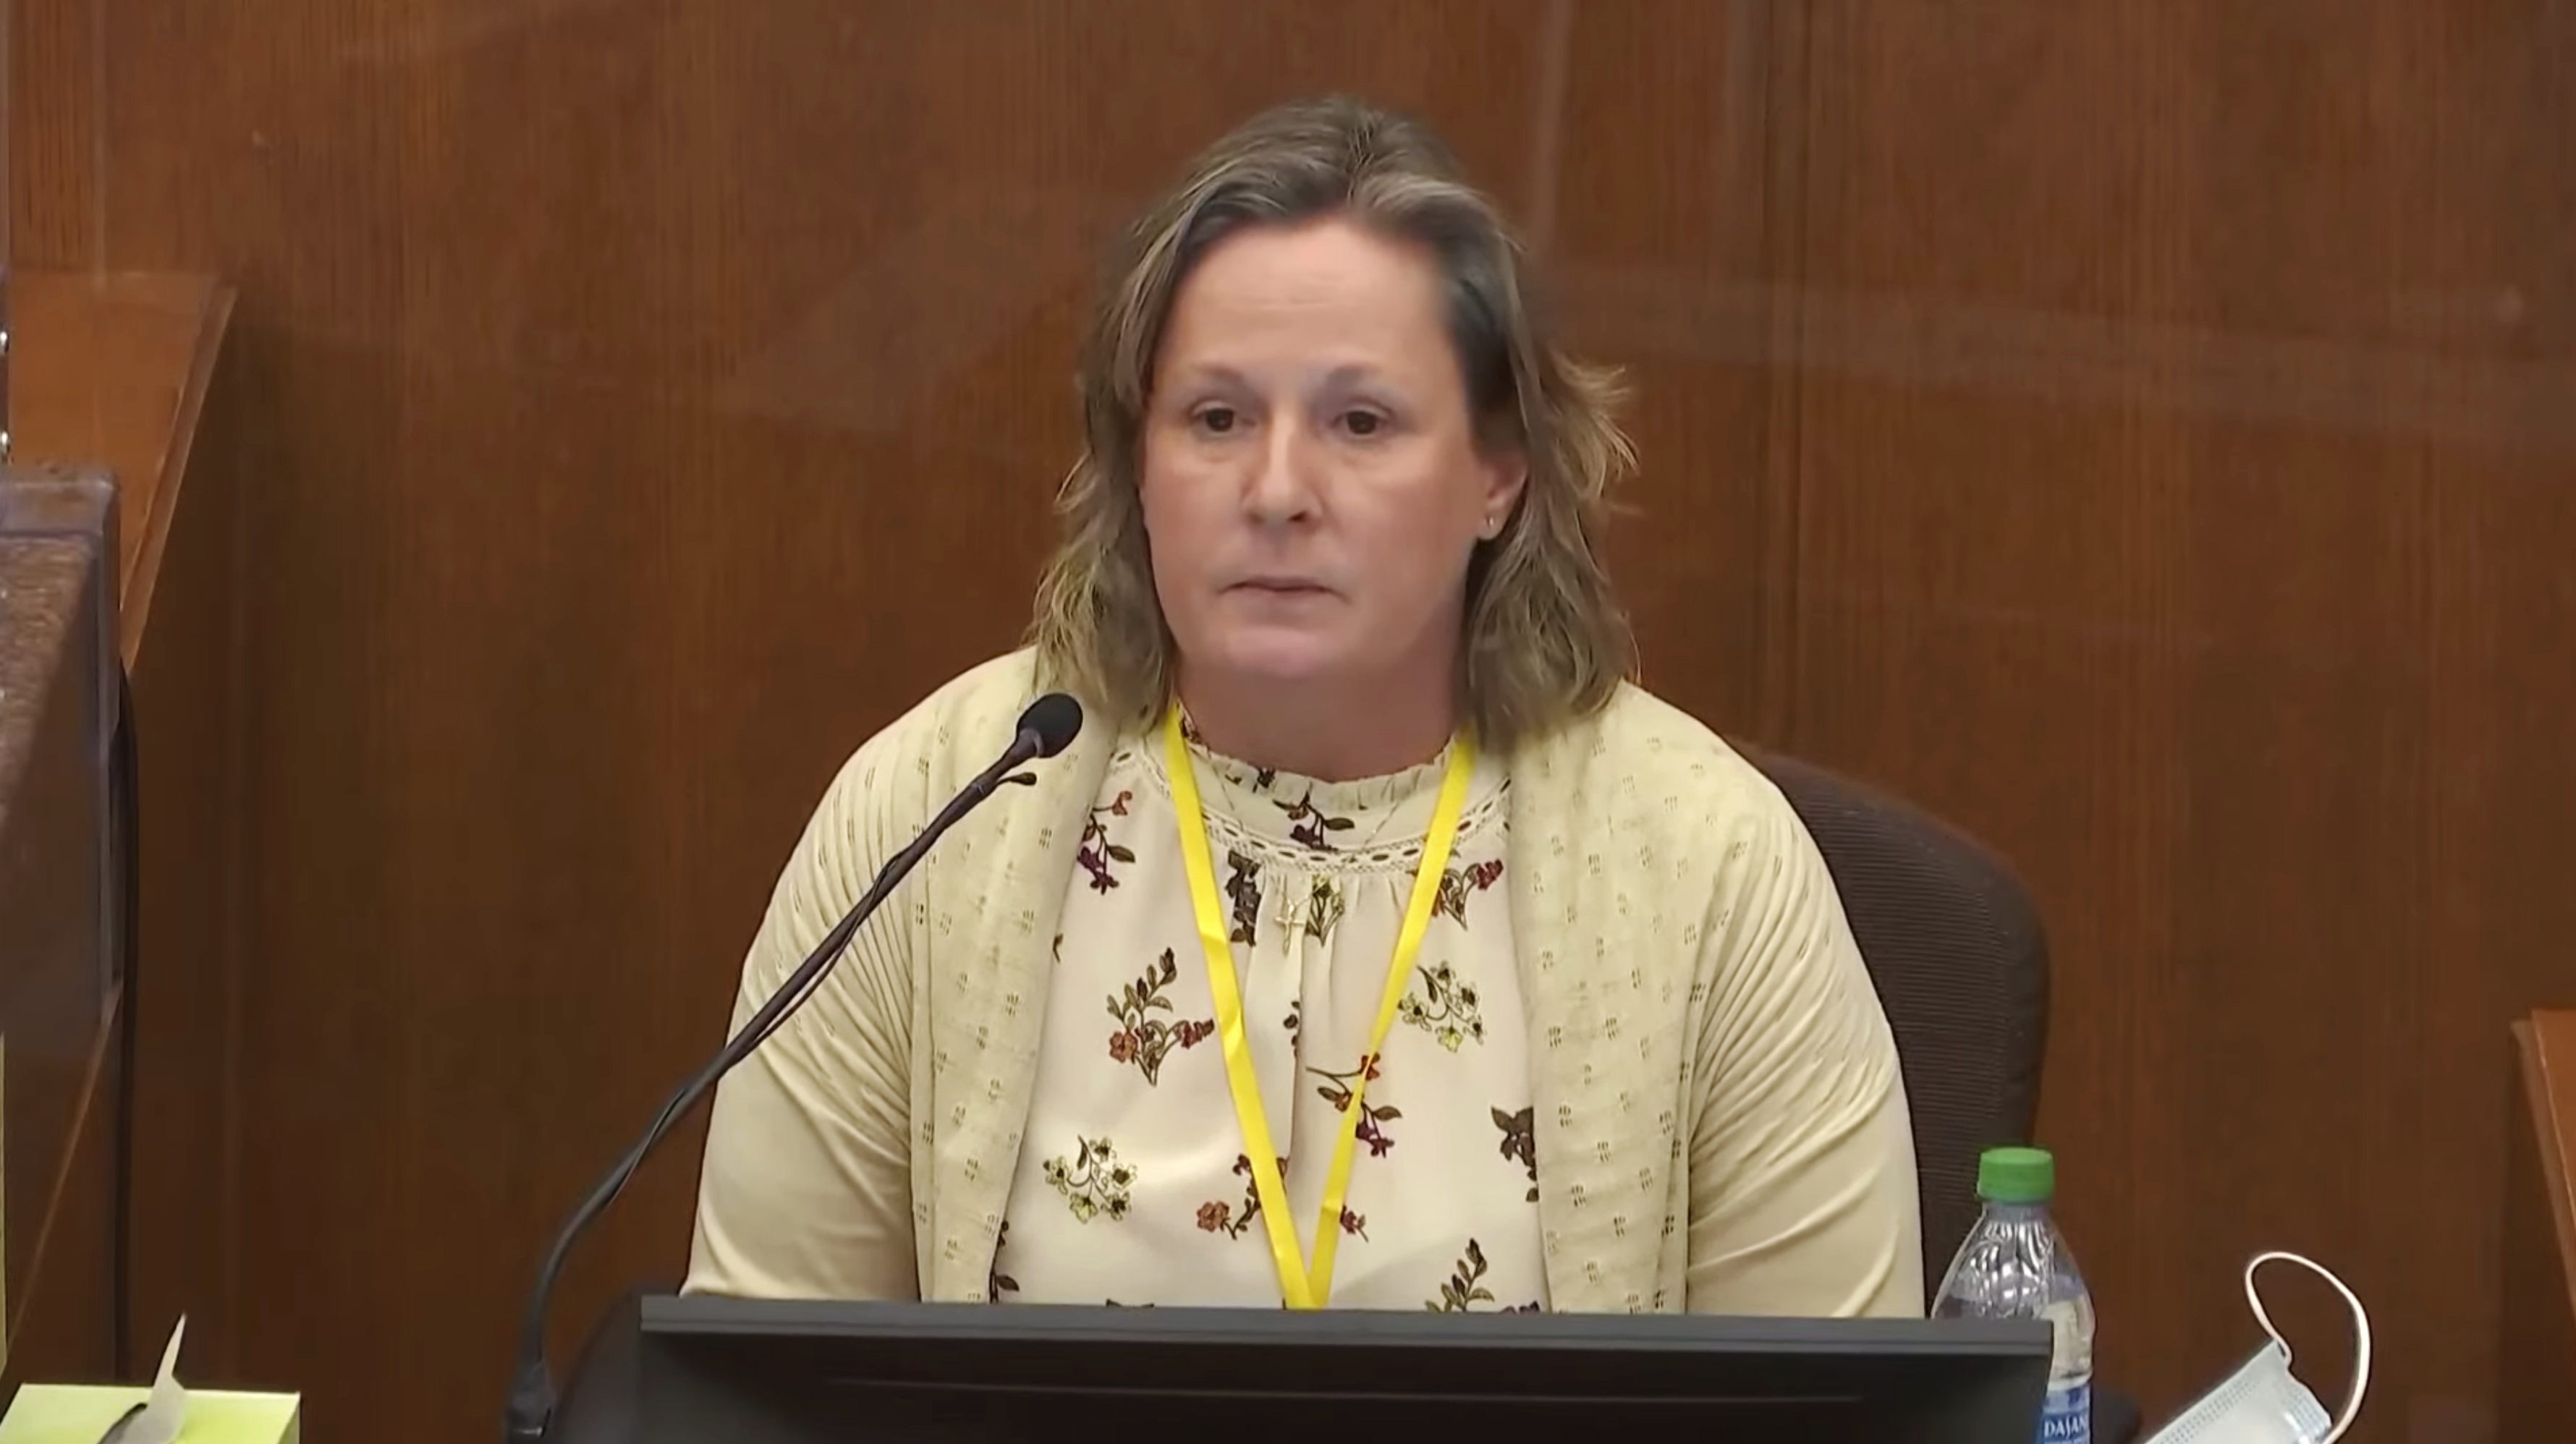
top-left (1242, 422), bottom-right (1319, 526)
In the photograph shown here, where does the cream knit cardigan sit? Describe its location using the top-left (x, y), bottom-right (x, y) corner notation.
top-left (687, 650), bottom-right (1923, 1317)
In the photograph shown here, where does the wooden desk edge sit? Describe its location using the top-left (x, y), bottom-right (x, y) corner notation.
top-left (2513, 1014), bottom-right (2576, 1334)
top-left (118, 279), bottom-right (238, 662)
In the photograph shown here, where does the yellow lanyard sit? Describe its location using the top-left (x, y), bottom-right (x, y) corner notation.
top-left (1161, 705), bottom-right (1475, 1309)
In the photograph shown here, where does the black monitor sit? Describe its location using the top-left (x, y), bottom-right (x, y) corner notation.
top-left (548, 1291), bottom-right (2051, 1444)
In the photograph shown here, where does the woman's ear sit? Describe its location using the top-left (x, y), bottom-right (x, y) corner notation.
top-left (1477, 447), bottom-right (1530, 538)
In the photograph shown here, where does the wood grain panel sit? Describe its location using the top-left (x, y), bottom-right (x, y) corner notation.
top-left (1546, 0), bottom-right (1796, 742)
top-left (1785, 4), bottom-right (2575, 1437)
top-left (9, 0), bottom-right (102, 269)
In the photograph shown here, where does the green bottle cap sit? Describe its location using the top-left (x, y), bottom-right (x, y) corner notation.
top-left (1975, 1146), bottom-right (2056, 1204)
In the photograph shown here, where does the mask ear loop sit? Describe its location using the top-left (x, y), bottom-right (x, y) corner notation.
top-left (2245, 1251), bottom-right (2370, 1444)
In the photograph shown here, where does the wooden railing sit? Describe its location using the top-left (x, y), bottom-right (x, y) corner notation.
top-left (2501, 1011), bottom-right (2576, 1433)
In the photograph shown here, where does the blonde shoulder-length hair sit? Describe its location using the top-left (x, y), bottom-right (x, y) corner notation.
top-left (1030, 95), bottom-right (1637, 752)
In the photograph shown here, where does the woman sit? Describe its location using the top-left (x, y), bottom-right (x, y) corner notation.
top-left (686, 95), bottom-right (1921, 1317)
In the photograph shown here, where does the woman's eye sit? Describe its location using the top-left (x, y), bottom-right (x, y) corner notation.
top-left (1342, 409), bottom-right (1386, 438)
top-left (1193, 406), bottom-right (1240, 436)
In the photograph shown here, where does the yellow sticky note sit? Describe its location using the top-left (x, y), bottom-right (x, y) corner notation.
top-left (0, 1387), bottom-right (297, 1444)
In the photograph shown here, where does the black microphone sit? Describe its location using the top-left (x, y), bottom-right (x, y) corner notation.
top-left (501, 692), bottom-right (1085, 1444)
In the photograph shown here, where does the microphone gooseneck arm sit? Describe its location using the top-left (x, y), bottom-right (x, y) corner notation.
top-left (503, 697), bottom-right (1081, 1444)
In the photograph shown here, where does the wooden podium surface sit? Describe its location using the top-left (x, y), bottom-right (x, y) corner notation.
top-left (0, 269), bottom-right (234, 1384)
top-left (12, 270), bottom-right (236, 660)
top-left (2501, 1011), bottom-right (2576, 1433)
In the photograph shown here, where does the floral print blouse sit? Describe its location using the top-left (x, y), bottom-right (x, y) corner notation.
top-left (994, 723), bottom-right (1544, 1313)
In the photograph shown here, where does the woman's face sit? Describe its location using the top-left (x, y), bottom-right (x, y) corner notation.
top-left (1140, 216), bottom-right (1524, 700)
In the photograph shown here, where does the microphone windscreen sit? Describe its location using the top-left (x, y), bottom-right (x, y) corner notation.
top-left (1017, 692), bottom-right (1085, 758)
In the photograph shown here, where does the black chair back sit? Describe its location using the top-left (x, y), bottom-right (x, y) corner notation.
top-left (1750, 752), bottom-right (2051, 1299)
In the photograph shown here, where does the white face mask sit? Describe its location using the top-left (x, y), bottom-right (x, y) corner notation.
top-left (2142, 1252), bottom-right (2370, 1444)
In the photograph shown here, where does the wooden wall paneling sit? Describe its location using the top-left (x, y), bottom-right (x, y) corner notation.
top-left (1542, 0), bottom-right (1800, 744)
top-left (1784, 3), bottom-right (2576, 1437)
top-left (10, 0), bottom-right (101, 270)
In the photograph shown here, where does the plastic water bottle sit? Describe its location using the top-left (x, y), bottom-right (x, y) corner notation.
top-left (1932, 1146), bottom-right (2095, 1444)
